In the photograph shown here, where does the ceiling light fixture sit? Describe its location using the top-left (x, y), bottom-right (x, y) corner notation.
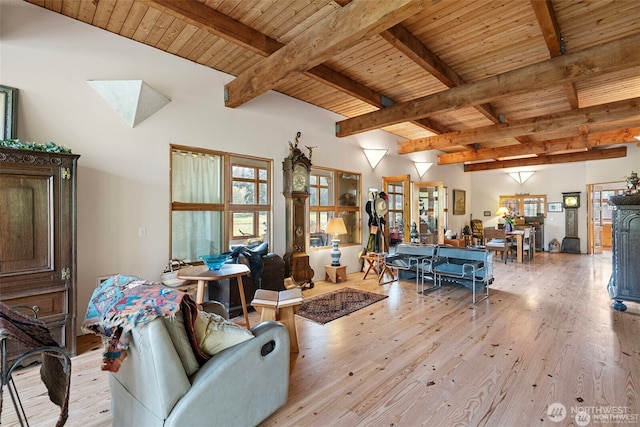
top-left (508, 171), bottom-right (535, 184)
top-left (414, 162), bottom-right (433, 178)
top-left (363, 148), bottom-right (388, 170)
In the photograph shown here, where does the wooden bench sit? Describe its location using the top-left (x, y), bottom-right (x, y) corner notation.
top-left (431, 246), bottom-right (493, 304)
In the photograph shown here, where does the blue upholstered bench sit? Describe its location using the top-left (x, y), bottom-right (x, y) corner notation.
top-left (384, 244), bottom-right (437, 292)
top-left (431, 246), bottom-right (493, 304)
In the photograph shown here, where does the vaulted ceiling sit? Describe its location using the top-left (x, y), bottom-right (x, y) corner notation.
top-left (27, 0), bottom-right (640, 171)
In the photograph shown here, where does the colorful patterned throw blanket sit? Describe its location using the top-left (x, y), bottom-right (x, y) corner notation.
top-left (83, 274), bottom-right (209, 372)
top-left (0, 302), bottom-right (70, 427)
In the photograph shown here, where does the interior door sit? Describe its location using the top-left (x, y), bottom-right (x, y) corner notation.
top-left (383, 175), bottom-right (411, 251)
top-left (588, 184), bottom-right (604, 254)
top-left (413, 181), bottom-right (445, 245)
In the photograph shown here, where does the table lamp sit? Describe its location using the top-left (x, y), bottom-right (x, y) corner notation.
top-left (325, 217), bottom-right (347, 266)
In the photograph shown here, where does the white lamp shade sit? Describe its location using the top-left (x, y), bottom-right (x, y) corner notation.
top-left (495, 207), bottom-right (509, 216)
top-left (326, 218), bottom-right (347, 236)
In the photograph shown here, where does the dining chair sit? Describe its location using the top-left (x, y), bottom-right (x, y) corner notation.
top-left (520, 227), bottom-right (533, 260)
top-left (483, 227), bottom-right (510, 264)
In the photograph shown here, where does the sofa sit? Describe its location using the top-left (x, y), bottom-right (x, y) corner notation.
top-left (108, 314), bottom-right (290, 427)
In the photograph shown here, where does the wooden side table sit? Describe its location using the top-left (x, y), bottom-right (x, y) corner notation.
top-left (177, 264), bottom-right (251, 329)
top-left (324, 265), bottom-right (347, 283)
top-left (251, 288), bottom-right (303, 353)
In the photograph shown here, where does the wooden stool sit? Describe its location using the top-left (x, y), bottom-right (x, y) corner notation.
top-left (363, 252), bottom-right (395, 284)
top-left (251, 288), bottom-right (303, 353)
top-left (324, 264), bottom-right (347, 283)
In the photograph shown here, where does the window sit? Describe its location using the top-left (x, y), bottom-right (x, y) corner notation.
top-left (386, 182), bottom-right (404, 231)
top-left (499, 194), bottom-right (547, 217)
top-left (170, 145), bottom-right (271, 262)
top-left (231, 159), bottom-right (269, 241)
top-left (309, 167), bottom-right (360, 248)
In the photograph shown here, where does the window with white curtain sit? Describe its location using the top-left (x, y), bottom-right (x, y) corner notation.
top-left (170, 145), bottom-right (271, 262)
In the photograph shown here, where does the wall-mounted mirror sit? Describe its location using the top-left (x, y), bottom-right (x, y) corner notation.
top-left (1, 85), bottom-right (18, 139)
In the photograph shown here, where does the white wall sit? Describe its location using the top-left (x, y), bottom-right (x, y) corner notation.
top-left (469, 152), bottom-right (640, 252)
top-left (3, 0), bottom-right (637, 335)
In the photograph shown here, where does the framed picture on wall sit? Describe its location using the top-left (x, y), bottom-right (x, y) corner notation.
top-left (1, 85), bottom-right (18, 139)
top-left (453, 189), bottom-right (465, 215)
top-left (483, 210), bottom-right (491, 217)
top-left (548, 202), bottom-right (563, 212)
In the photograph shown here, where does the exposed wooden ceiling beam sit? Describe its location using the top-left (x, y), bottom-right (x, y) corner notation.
top-left (224, 0), bottom-right (425, 108)
top-left (142, 0), bottom-right (448, 133)
top-left (530, 0), bottom-right (563, 57)
top-left (463, 146), bottom-right (627, 171)
top-left (398, 97), bottom-right (640, 153)
top-left (336, 32), bottom-right (640, 137)
top-left (438, 127), bottom-right (640, 165)
top-left (140, 0), bottom-right (282, 54)
top-left (380, 23), bottom-right (501, 125)
top-left (529, 0), bottom-right (580, 109)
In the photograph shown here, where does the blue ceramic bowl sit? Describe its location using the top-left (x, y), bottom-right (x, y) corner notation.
top-left (199, 252), bottom-right (232, 270)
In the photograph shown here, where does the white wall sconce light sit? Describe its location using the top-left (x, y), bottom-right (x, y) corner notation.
top-left (414, 162), bottom-right (433, 178)
top-left (508, 171), bottom-right (535, 184)
top-left (87, 80), bottom-right (171, 127)
top-left (363, 148), bottom-right (388, 170)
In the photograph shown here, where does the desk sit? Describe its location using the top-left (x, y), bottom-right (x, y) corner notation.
top-left (178, 264), bottom-right (251, 328)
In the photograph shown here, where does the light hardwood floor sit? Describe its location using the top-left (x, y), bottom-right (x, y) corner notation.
top-left (3, 252), bottom-right (639, 426)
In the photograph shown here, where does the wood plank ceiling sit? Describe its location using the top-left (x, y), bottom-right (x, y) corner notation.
top-left (26, 0), bottom-right (640, 171)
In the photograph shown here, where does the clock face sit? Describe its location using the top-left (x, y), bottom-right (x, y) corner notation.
top-left (564, 195), bottom-right (579, 208)
top-left (292, 164), bottom-right (307, 192)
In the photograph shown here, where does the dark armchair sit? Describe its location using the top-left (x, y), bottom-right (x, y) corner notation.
top-left (209, 243), bottom-right (286, 317)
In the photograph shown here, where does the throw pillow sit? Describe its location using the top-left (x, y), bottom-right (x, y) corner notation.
top-left (194, 310), bottom-right (254, 356)
top-left (162, 312), bottom-right (200, 376)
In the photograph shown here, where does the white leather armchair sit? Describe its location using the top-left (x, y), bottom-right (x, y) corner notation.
top-left (108, 317), bottom-right (290, 427)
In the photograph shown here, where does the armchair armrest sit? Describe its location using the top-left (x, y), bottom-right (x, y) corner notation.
top-left (166, 321), bottom-right (290, 427)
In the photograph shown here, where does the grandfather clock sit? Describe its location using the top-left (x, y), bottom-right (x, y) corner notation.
top-left (283, 133), bottom-right (314, 288)
top-left (562, 192), bottom-right (580, 237)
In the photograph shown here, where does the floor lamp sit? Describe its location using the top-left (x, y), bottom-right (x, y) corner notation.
top-left (326, 218), bottom-right (347, 266)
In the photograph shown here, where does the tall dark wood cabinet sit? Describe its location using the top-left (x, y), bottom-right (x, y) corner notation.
top-left (607, 195), bottom-right (640, 312)
top-left (0, 148), bottom-right (79, 357)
